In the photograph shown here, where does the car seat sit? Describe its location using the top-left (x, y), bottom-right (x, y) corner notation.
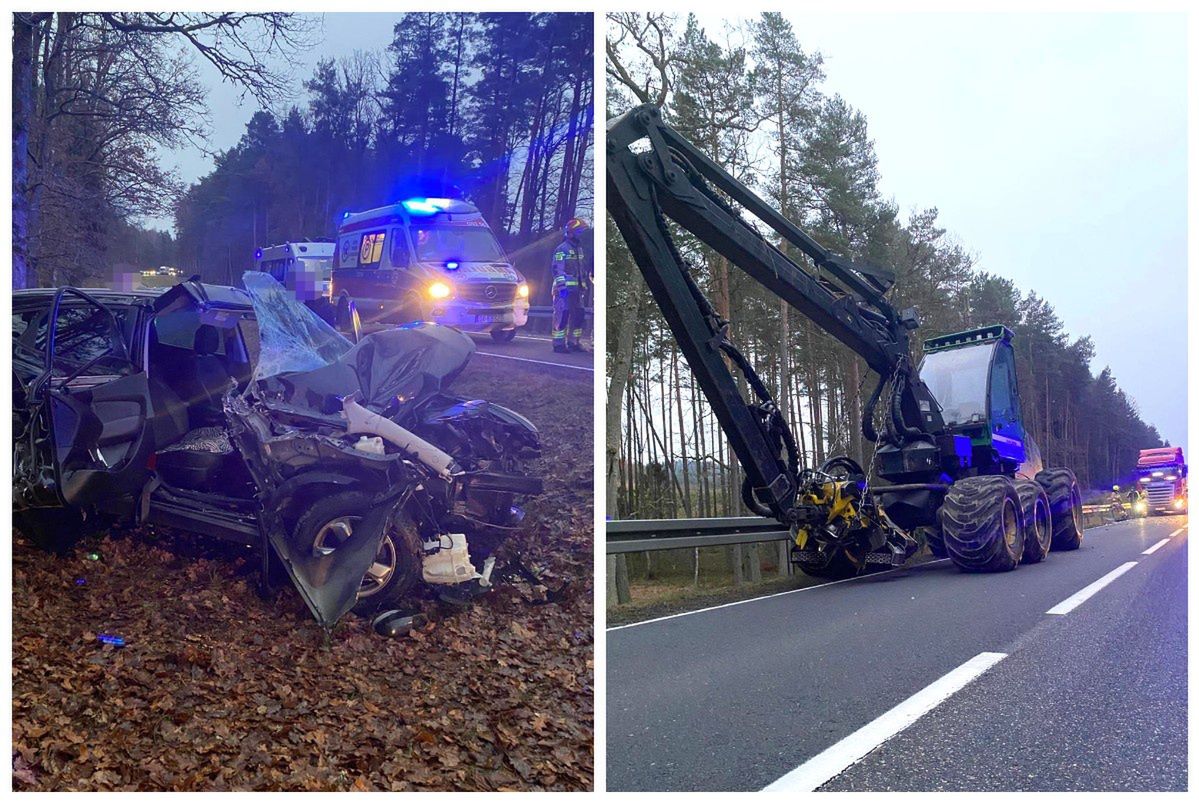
top-left (193, 325), bottom-right (233, 415)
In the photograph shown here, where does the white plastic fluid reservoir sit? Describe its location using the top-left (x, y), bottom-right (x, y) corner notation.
top-left (354, 436), bottom-right (385, 455)
top-left (421, 534), bottom-right (480, 585)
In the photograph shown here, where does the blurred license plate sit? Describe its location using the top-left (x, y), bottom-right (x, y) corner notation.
top-left (474, 314), bottom-right (495, 323)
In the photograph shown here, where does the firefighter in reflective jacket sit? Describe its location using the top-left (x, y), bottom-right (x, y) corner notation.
top-left (552, 217), bottom-right (589, 353)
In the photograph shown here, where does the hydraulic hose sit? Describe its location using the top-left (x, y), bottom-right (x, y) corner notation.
top-left (889, 367), bottom-right (927, 443)
top-left (861, 371), bottom-right (887, 444)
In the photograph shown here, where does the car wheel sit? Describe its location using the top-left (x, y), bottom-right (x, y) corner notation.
top-left (292, 491), bottom-right (423, 616)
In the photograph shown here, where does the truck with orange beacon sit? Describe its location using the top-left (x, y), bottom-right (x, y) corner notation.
top-left (1135, 447), bottom-right (1188, 515)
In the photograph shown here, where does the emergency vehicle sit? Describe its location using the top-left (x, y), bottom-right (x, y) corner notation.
top-left (331, 198), bottom-right (530, 342)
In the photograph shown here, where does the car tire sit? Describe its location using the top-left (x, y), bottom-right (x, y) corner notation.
top-left (490, 328), bottom-right (517, 343)
top-left (939, 475), bottom-right (1024, 572)
top-left (1015, 479), bottom-right (1052, 563)
top-left (291, 491), bottom-right (423, 617)
top-left (1035, 468), bottom-right (1084, 551)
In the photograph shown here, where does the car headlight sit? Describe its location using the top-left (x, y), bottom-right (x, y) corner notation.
top-left (1173, 499), bottom-right (1185, 509)
top-left (428, 281), bottom-right (452, 300)
top-left (517, 283), bottom-right (530, 299)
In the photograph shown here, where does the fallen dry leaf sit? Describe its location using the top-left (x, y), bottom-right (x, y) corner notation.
top-left (12, 359), bottom-right (594, 791)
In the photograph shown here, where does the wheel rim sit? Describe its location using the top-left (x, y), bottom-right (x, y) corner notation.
top-left (1036, 499), bottom-right (1051, 547)
top-left (311, 516), bottom-right (397, 598)
top-left (1069, 488), bottom-right (1083, 532)
top-left (1002, 498), bottom-right (1019, 551)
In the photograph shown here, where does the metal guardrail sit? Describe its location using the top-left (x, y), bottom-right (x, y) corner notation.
top-left (607, 517), bottom-right (789, 554)
top-left (608, 506), bottom-right (1130, 554)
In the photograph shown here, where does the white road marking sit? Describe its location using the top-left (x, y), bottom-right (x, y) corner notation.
top-left (1142, 538), bottom-right (1170, 555)
top-left (1045, 561), bottom-right (1138, 615)
top-left (468, 332), bottom-right (554, 343)
top-left (473, 350), bottom-right (593, 372)
top-left (1168, 525), bottom-right (1187, 538)
top-left (606, 559), bottom-right (953, 632)
top-left (763, 651), bottom-right (1008, 791)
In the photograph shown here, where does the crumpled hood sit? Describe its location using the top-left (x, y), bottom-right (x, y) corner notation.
top-left (257, 324), bottom-right (476, 416)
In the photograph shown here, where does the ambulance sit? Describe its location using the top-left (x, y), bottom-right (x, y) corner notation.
top-left (331, 198), bottom-right (529, 341)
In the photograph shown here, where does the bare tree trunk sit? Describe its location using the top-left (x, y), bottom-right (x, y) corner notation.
top-left (850, 357), bottom-right (864, 465)
top-left (606, 293), bottom-right (642, 606)
top-left (11, 14), bottom-right (40, 289)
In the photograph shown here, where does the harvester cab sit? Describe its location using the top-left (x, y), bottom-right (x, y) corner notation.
top-left (919, 325), bottom-right (1033, 477)
top-left (607, 103), bottom-right (1085, 579)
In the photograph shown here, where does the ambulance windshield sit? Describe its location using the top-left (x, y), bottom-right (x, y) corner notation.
top-left (412, 225), bottom-right (505, 263)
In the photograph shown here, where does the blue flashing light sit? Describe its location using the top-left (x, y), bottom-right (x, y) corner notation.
top-left (402, 197), bottom-right (453, 216)
top-left (445, 260), bottom-right (460, 271)
top-left (342, 210), bottom-right (351, 219)
top-left (254, 248), bottom-right (262, 259)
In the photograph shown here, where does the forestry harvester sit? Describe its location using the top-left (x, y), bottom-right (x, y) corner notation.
top-left (607, 104), bottom-right (1086, 577)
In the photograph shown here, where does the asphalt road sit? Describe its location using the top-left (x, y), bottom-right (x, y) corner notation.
top-left (607, 515), bottom-right (1188, 792)
top-left (468, 332), bottom-right (594, 372)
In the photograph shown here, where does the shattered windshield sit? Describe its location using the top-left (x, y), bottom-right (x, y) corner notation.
top-left (242, 271), bottom-right (352, 382)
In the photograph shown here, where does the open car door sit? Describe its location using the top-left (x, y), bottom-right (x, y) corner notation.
top-left (41, 288), bottom-right (153, 508)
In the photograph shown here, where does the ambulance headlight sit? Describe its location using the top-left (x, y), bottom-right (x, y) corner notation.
top-left (518, 283), bottom-right (530, 298)
top-left (428, 281), bottom-right (452, 300)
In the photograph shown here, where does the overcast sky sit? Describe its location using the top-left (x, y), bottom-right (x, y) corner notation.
top-left (160, 12), bottom-right (1186, 447)
top-left (695, 11), bottom-right (1187, 449)
top-left (158, 13), bottom-right (401, 216)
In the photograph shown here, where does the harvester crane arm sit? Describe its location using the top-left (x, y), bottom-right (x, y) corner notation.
top-left (607, 104), bottom-right (944, 524)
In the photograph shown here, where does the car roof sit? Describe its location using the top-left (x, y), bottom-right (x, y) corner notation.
top-left (13, 281), bottom-right (253, 310)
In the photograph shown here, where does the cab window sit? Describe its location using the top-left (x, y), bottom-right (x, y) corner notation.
top-left (989, 344), bottom-right (1021, 439)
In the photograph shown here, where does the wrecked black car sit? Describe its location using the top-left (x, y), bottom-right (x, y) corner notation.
top-left (12, 272), bottom-right (543, 629)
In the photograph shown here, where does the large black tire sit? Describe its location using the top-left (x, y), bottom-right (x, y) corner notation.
top-left (1015, 479), bottom-right (1052, 564)
top-left (1035, 468), bottom-right (1084, 551)
top-left (292, 491), bottom-right (423, 617)
top-left (939, 475), bottom-right (1024, 572)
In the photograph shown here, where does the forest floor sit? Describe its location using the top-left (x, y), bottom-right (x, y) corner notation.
top-left (12, 359), bottom-right (594, 792)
